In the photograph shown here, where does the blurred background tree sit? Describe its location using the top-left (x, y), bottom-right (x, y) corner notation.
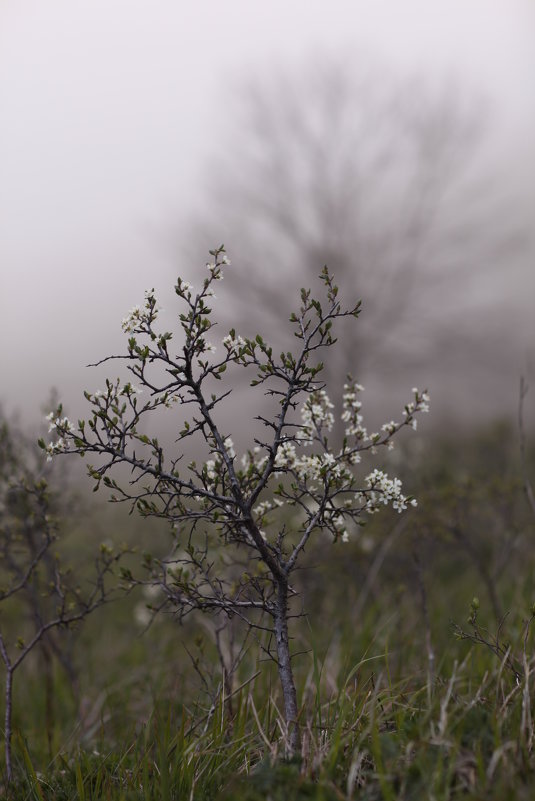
top-left (180, 58), bottom-right (526, 419)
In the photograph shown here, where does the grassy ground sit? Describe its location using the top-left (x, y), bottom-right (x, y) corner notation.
top-left (2, 421), bottom-right (535, 799)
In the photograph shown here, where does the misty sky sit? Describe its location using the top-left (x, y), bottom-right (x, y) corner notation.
top-left (1, 0), bottom-right (534, 425)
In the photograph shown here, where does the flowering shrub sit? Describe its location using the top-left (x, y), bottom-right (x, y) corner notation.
top-left (41, 246), bottom-right (429, 752)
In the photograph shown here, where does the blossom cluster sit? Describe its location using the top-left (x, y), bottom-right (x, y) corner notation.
top-left (43, 412), bottom-right (75, 461)
top-left (364, 468), bottom-right (418, 514)
top-left (341, 380), bottom-right (367, 439)
top-left (204, 459), bottom-right (219, 482)
top-left (222, 332), bottom-right (246, 354)
top-left (404, 388), bottom-right (431, 430)
top-left (121, 290), bottom-right (159, 333)
top-left (41, 248), bottom-right (428, 555)
top-left (253, 498), bottom-right (283, 521)
top-left (175, 278), bottom-right (193, 298)
top-left (204, 254), bottom-right (229, 285)
top-left (273, 443), bottom-right (350, 485)
top-left (223, 436), bottom-right (235, 459)
top-left (46, 411), bottom-right (74, 434)
top-left (203, 437), bottom-right (236, 486)
top-left (215, 382), bottom-right (429, 542)
top-left (300, 389), bottom-right (335, 443)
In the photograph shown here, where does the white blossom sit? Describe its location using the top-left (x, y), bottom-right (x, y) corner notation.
top-left (364, 468), bottom-right (414, 514)
top-left (121, 290), bottom-right (159, 333)
top-left (222, 333), bottom-right (246, 353)
top-left (44, 436), bottom-right (68, 462)
top-left (300, 390), bottom-right (334, 442)
top-left (205, 459), bottom-right (219, 482)
top-left (342, 381), bottom-right (366, 437)
top-left (253, 500), bottom-right (274, 518)
top-left (274, 441), bottom-right (297, 470)
top-left (121, 305), bottom-right (142, 333)
top-left (206, 262), bottom-right (224, 280)
top-left (223, 437), bottom-right (235, 459)
top-left (46, 415), bottom-right (75, 435)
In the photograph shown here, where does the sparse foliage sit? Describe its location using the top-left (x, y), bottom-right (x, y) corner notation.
top-left (43, 247), bottom-right (429, 753)
top-left (0, 418), bottom-right (125, 783)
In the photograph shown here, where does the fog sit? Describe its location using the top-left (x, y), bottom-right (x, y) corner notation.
top-left (1, 0), bottom-right (534, 433)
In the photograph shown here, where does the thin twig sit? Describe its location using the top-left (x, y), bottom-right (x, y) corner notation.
top-left (519, 377), bottom-right (535, 518)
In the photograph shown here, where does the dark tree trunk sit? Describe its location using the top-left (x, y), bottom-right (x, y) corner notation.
top-left (274, 580), bottom-right (301, 755)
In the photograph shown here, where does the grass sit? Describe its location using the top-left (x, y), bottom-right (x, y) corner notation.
top-left (2, 421), bottom-right (535, 798)
top-left (7, 637), bottom-right (535, 800)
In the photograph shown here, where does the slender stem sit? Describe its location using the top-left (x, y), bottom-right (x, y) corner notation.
top-left (4, 668), bottom-right (12, 784)
top-left (413, 550), bottom-right (435, 705)
top-left (274, 580), bottom-right (300, 755)
top-left (519, 377), bottom-right (535, 518)
top-left (42, 642), bottom-right (54, 758)
top-left (0, 633), bottom-right (13, 783)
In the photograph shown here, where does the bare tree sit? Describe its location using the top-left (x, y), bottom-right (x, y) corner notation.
top-left (184, 58), bottom-right (521, 392)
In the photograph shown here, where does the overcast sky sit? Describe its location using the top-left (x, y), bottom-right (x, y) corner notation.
top-left (1, 0), bottom-right (534, 425)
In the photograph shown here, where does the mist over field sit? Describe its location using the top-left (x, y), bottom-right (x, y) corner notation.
top-left (0, 0), bottom-right (534, 433)
top-left (2, 5), bottom-right (535, 797)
